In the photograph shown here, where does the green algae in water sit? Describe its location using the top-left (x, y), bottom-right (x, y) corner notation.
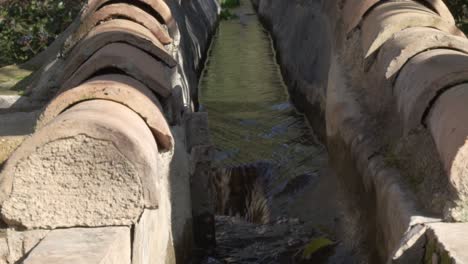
top-left (199, 2), bottom-right (364, 263)
top-left (199, 0), bottom-right (325, 184)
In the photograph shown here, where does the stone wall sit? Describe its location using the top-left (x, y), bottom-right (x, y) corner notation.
top-left (0, 0), bottom-right (219, 263)
top-left (254, 0), bottom-right (468, 262)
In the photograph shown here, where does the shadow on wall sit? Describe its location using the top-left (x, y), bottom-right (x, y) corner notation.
top-left (253, 0), bottom-right (332, 142)
top-left (166, 0), bottom-right (219, 110)
top-left (159, 1), bottom-right (220, 261)
top-left (425, 83), bottom-right (468, 220)
top-left (165, 128), bottom-right (193, 263)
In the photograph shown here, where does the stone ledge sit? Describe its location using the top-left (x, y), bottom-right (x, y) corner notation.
top-left (394, 222), bottom-right (468, 264)
top-left (23, 227), bottom-right (130, 264)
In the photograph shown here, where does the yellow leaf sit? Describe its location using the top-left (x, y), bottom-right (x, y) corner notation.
top-left (301, 237), bottom-right (333, 260)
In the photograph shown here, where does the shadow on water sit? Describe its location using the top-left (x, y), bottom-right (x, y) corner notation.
top-left (198, 0), bottom-right (369, 263)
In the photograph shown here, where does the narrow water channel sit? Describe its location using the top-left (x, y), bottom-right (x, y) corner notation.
top-left (198, 1), bottom-right (367, 263)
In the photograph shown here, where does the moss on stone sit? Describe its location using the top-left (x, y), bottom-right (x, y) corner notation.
top-left (424, 239), bottom-right (436, 264)
top-left (441, 251), bottom-right (452, 264)
top-left (0, 64), bottom-right (33, 95)
top-left (0, 136), bottom-right (24, 165)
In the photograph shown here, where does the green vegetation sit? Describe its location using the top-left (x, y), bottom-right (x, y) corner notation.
top-left (219, 0), bottom-right (239, 20)
top-left (0, 64), bottom-right (33, 94)
top-left (220, 9), bottom-right (238, 20)
top-left (301, 237), bottom-right (334, 260)
top-left (220, 0), bottom-right (240, 8)
top-left (0, 0), bottom-right (82, 66)
top-left (445, 0), bottom-right (468, 33)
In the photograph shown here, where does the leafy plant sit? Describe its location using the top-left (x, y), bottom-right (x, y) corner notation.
top-left (0, 0), bottom-right (82, 66)
top-left (219, 0), bottom-right (240, 20)
top-left (220, 0), bottom-right (240, 9)
top-left (220, 9), bottom-right (238, 20)
top-left (301, 237), bottom-right (334, 260)
top-left (445, 0), bottom-right (468, 33)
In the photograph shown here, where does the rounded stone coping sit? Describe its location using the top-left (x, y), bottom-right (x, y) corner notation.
top-left (375, 27), bottom-right (468, 81)
top-left (40, 74), bottom-right (173, 150)
top-left (62, 19), bottom-right (176, 82)
top-left (343, 0), bottom-right (456, 34)
top-left (394, 49), bottom-right (468, 134)
top-left (62, 42), bottom-right (172, 98)
top-left (361, 1), bottom-right (464, 57)
top-left (0, 100), bottom-right (161, 228)
top-left (427, 83), bottom-right (468, 209)
top-left (343, 0), bottom-right (380, 34)
top-left (65, 3), bottom-right (172, 56)
top-left (85, 0), bottom-right (173, 26)
top-left (423, 0), bottom-right (457, 24)
top-left (96, 3), bottom-right (171, 44)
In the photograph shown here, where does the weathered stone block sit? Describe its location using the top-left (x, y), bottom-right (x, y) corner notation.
top-left (190, 145), bottom-right (216, 250)
top-left (0, 100), bottom-right (159, 228)
top-left (23, 227), bottom-right (130, 264)
top-left (185, 112), bottom-right (211, 151)
top-left (5, 229), bottom-right (49, 264)
top-left (167, 126), bottom-right (195, 262)
top-left (425, 222), bottom-right (468, 263)
top-left (164, 85), bottom-right (185, 126)
top-left (391, 224), bottom-right (427, 264)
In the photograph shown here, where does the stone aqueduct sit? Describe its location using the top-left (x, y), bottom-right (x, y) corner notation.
top-left (0, 0), bottom-right (468, 263)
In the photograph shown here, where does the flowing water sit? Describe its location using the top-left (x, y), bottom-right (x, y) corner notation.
top-left (198, 1), bottom-right (366, 263)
